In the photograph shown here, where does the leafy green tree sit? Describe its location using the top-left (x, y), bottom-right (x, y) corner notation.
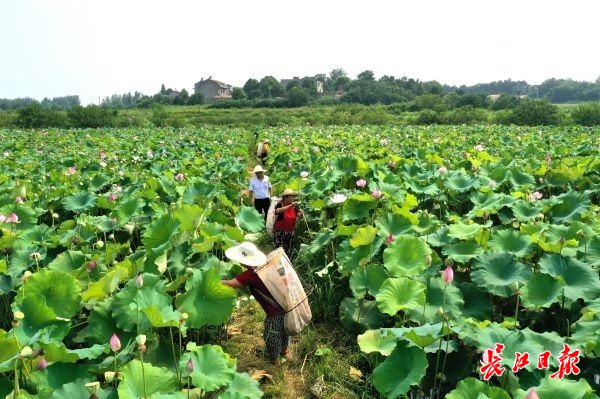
top-left (231, 87), bottom-right (247, 100)
top-left (66, 105), bottom-right (117, 127)
top-left (287, 87), bottom-right (310, 107)
top-left (243, 79), bottom-right (262, 100)
top-left (571, 103), bottom-right (600, 125)
top-left (187, 92), bottom-right (204, 105)
top-left (172, 89), bottom-right (189, 105)
top-left (412, 94), bottom-right (447, 111)
top-left (490, 94), bottom-right (519, 110)
top-left (259, 76), bottom-right (284, 98)
top-left (509, 100), bottom-right (560, 125)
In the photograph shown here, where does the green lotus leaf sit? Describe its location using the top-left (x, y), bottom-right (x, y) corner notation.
top-left (375, 213), bottom-right (413, 237)
top-left (63, 191), bottom-right (97, 212)
top-left (0, 205), bottom-right (43, 231)
top-left (89, 173), bottom-right (110, 191)
top-left (142, 213), bottom-right (180, 252)
top-left (143, 304), bottom-right (182, 328)
top-left (50, 378), bottom-right (115, 399)
top-left (582, 235), bottom-right (600, 266)
top-left (48, 250), bottom-right (86, 272)
top-left (175, 267), bottom-right (236, 328)
top-left (114, 196), bottom-right (145, 224)
top-left (41, 342), bottom-right (107, 363)
top-left (118, 359), bottom-right (179, 399)
top-left (459, 283), bottom-right (493, 321)
top-left (183, 178), bottom-right (218, 204)
top-left (82, 258), bottom-right (135, 303)
top-left (520, 273), bottom-right (564, 309)
top-left (333, 156), bottom-right (357, 174)
top-left (448, 220), bottom-right (490, 241)
top-left (339, 298), bottom-right (386, 330)
top-left (457, 322), bottom-right (511, 353)
top-left (471, 252), bottom-right (532, 297)
top-left (349, 263), bottom-right (388, 299)
top-left (406, 277), bottom-right (464, 324)
top-left (402, 323), bottom-right (444, 348)
top-left (382, 236), bottom-right (430, 278)
top-left (341, 193), bottom-right (376, 221)
top-left (538, 254), bottom-right (600, 302)
top-left (375, 277), bottom-right (426, 315)
top-left (86, 297), bottom-right (135, 345)
top-left (446, 377), bottom-right (510, 399)
top-left (0, 331), bottom-right (20, 372)
top-left (349, 226), bottom-right (377, 247)
top-left (336, 223), bottom-right (359, 237)
top-left (425, 226), bottom-right (453, 248)
top-left (373, 341), bottom-right (427, 399)
top-left (487, 229), bottom-right (532, 257)
top-left (514, 375), bottom-right (598, 399)
top-left (550, 191), bottom-right (591, 223)
top-left (468, 192), bottom-right (515, 217)
top-left (15, 269), bottom-right (81, 320)
top-left (219, 372), bottom-right (264, 399)
top-left (509, 199), bottom-right (543, 222)
top-left (180, 344), bottom-right (236, 392)
top-left (405, 180), bottom-right (440, 196)
top-left (442, 241), bottom-right (484, 263)
top-left (336, 239), bottom-right (371, 275)
top-left (509, 170), bottom-right (535, 188)
top-left (445, 174), bottom-right (478, 192)
top-left (112, 274), bottom-right (174, 333)
top-left (357, 329), bottom-right (398, 356)
top-left (236, 205), bottom-right (264, 233)
top-left (570, 319), bottom-right (600, 354)
top-left (174, 204), bottom-right (205, 232)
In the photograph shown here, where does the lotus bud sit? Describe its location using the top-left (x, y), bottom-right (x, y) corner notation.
top-left (356, 178), bottom-right (367, 188)
top-left (86, 261), bottom-right (97, 272)
top-left (135, 273), bottom-right (144, 288)
top-left (136, 334), bottom-right (146, 346)
top-left (37, 356), bottom-right (48, 371)
top-left (386, 234), bottom-right (394, 244)
top-left (441, 266), bottom-right (454, 285)
top-left (389, 160), bottom-right (396, 168)
top-left (559, 236), bottom-right (565, 245)
top-left (371, 189), bottom-right (382, 199)
top-left (186, 358), bottom-right (194, 375)
top-left (525, 388), bottom-right (540, 399)
top-left (95, 240), bottom-right (104, 249)
top-left (108, 233), bottom-right (115, 241)
top-left (104, 371), bottom-right (116, 383)
top-left (21, 270), bottom-right (32, 283)
top-left (438, 166), bottom-right (447, 174)
top-left (300, 171), bottom-right (309, 178)
top-left (488, 179), bottom-right (496, 188)
top-left (109, 333), bottom-right (121, 352)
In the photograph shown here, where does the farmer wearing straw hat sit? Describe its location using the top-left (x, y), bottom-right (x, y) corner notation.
top-left (273, 188), bottom-right (303, 257)
top-left (222, 242), bottom-right (289, 366)
top-left (249, 165), bottom-right (272, 222)
top-left (257, 139), bottom-right (270, 159)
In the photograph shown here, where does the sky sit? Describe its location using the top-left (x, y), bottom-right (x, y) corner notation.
top-left (1, 0), bottom-right (599, 105)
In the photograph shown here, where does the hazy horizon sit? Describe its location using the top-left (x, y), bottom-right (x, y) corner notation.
top-left (2, 0), bottom-right (599, 105)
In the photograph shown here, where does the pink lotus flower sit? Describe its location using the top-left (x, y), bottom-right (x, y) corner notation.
top-left (488, 179), bottom-right (496, 188)
top-left (86, 261), bottom-right (97, 272)
top-left (533, 191), bottom-right (543, 200)
top-left (37, 356), bottom-right (47, 371)
top-left (15, 196), bottom-right (24, 204)
top-left (65, 166), bottom-right (77, 176)
top-left (175, 173), bottom-right (184, 181)
top-left (109, 333), bottom-right (121, 352)
top-left (389, 160), bottom-right (396, 168)
top-left (474, 144), bottom-right (485, 151)
top-left (380, 138), bottom-right (388, 146)
top-left (386, 234), bottom-right (394, 244)
top-left (292, 147), bottom-right (299, 153)
top-left (100, 152), bottom-right (107, 159)
top-left (441, 266), bottom-right (454, 285)
top-left (108, 193), bottom-right (116, 202)
top-left (186, 358), bottom-right (194, 374)
top-left (371, 189), bottom-right (382, 199)
top-left (545, 154), bottom-right (551, 164)
top-left (356, 179), bottom-right (367, 188)
top-left (5, 213), bottom-right (19, 224)
top-left (525, 388), bottom-right (539, 399)
top-left (0, 214), bottom-right (6, 223)
top-left (300, 171), bottom-right (309, 178)
top-left (438, 166), bottom-right (447, 174)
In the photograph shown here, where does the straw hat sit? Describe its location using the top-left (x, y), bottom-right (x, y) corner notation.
top-left (253, 165), bottom-right (266, 173)
top-left (225, 242), bottom-right (267, 267)
top-left (281, 188), bottom-right (298, 197)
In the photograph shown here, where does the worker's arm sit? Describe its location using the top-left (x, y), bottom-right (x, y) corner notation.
top-left (221, 278), bottom-right (242, 288)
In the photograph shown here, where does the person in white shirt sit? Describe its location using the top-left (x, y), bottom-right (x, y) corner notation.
top-left (249, 165), bottom-right (272, 221)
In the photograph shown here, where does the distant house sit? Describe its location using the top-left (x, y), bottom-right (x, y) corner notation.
top-left (194, 77), bottom-right (233, 102)
top-left (488, 93), bottom-right (528, 101)
top-left (280, 76), bottom-right (325, 94)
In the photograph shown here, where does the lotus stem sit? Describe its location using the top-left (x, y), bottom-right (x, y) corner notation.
top-left (514, 286), bottom-right (520, 329)
top-left (169, 327), bottom-right (181, 387)
top-left (433, 285), bottom-right (447, 399)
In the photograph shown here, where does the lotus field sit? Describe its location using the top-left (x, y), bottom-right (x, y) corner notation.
top-left (1, 125), bottom-right (600, 398)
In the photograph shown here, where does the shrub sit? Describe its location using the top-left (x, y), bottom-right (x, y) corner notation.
top-left (571, 103), bottom-right (600, 126)
top-left (415, 109), bottom-right (440, 125)
top-left (16, 103), bottom-right (67, 128)
top-left (149, 105), bottom-right (186, 127)
top-left (509, 100), bottom-right (560, 126)
top-left (67, 105), bottom-right (117, 127)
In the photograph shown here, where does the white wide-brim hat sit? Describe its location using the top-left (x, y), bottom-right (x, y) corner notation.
top-left (253, 165), bottom-right (266, 173)
top-left (225, 242), bottom-right (267, 267)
